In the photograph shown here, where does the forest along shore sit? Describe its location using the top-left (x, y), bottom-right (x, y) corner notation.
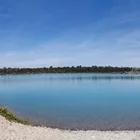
top-left (0, 66), bottom-right (137, 75)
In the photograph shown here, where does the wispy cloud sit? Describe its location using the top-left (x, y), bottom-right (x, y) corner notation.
top-left (1, 28), bottom-right (140, 67)
top-left (0, 0), bottom-right (140, 67)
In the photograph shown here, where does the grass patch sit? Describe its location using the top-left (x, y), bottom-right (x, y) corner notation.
top-left (0, 106), bottom-right (30, 125)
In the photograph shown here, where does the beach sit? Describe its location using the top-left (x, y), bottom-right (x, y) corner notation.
top-left (0, 116), bottom-right (140, 140)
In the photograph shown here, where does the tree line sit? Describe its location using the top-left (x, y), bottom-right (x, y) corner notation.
top-left (0, 66), bottom-right (133, 75)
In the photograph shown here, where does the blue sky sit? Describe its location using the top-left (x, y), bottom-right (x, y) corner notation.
top-left (0, 0), bottom-right (140, 67)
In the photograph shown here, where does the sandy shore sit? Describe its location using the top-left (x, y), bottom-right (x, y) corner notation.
top-left (0, 116), bottom-right (140, 140)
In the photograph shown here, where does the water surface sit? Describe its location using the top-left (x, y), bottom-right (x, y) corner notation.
top-left (0, 74), bottom-right (140, 130)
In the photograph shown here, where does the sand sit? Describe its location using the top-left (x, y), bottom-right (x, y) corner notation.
top-left (0, 116), bottom-right (140, 140)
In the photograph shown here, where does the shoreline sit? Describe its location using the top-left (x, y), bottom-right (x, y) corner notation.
top-left (31, 121), bottom-right (140, 131)
top-left (1, 106), bottom-right (140, 132)
top-left (0, 71), bottom-right (140, 75)
top-left (0, 116), bottom-right (140, 140)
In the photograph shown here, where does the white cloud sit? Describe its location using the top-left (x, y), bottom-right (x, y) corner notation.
top-left (1, 5), bottom-right (140, 68)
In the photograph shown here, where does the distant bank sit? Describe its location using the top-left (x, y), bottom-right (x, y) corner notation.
top-left (0, 66), bottom-right (139, 75)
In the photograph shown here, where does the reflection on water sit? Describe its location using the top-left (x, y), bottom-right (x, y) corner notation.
top-left (0, 73), bottom-right (140, 82)
top-left (0, 74), bottom-right (140, 130)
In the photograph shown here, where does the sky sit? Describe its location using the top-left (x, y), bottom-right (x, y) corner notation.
top-left (0, 0), bottom-right (140, 68)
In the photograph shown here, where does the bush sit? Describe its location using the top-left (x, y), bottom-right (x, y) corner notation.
top-left (0, 106), bottom-right (29, 125)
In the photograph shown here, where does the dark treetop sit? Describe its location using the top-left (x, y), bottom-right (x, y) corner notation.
top-left (0, 66), bottom-right (134, 75)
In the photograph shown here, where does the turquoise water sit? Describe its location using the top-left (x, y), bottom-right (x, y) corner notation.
top-left (0, 74), bottom-right (140, 130)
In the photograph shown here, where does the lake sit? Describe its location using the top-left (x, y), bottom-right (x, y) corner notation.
top-left (0, 73), bottom-right (140, 130)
